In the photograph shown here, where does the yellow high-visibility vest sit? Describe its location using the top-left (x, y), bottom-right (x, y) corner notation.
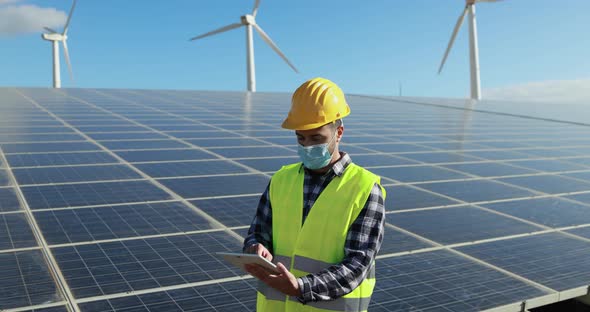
top-left (257, 162), bottom-right (385, 312)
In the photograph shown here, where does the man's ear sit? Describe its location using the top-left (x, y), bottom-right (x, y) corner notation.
top-left (336, 126), bottom-right (344, 143)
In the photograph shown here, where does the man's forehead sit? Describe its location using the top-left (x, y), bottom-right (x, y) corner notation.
top-left (295, 124), bottom-right (331, 136)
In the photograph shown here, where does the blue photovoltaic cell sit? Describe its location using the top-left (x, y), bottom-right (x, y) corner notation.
top-left (482, 197), bottom-right (590, 228)
top-left (164, 130), bottom-right (240, 139)
top-left (99, 140), bottom-right (190, 151)
top-left (476, 141), bottom-right (529, 149)
top-left (86, 132), bottom-right (168, 140)
top-left (380, 224), bottom-right (433, 255)
top-left (210, 146), bottom-right (295, 158)
top-left (342, 135), bottom-right (398, 144)
top-left (0, 250), bottom-right (62, 310)
top-left (357, 143), bottom-right (434, 154)
top-left (389, 206), bottom-right (541, 244)
top-left (6, 152), bottom-right (119, 167)
top-left (395, 151), bottom-right (482, 164)
top-left (566, 157), bottom-right (590, 167)
top-left (186, 138), bottom-right (271, 147)
top-left (13, 164), bottom-right (141, 185)
top-left (352, 154), bottom-right (419, 167)
top-left (463, 150), bottom-right (533, 161)
top-left (0, 213), bottom-right (37, 250)
top-left (53, 231), bottom-right (244, 298)
top-left (150, 125), bottom-right (219, 132)
top-left (383, 185), bottom-right (461, 211)
top-left (35, 201), bottom-right (219, 245)
top-left (371, 165), bottom-right (471, 183)
top-left (1, 142), bottom-right (100, 153)
top-left (233, 227), bottom-right (250, 238)
top-left (442, 162), bottom-right (536, 178)
top-left (68, 120), bottom-right (132, 127)
top-left (0, 133), bottom-right (84, 143)
top-left (561, 171), bottom-right (590, 183)
top-left (565, 226), bottom-right (590, 240)
top-left (515, 148), bottom-right (583, 158)
top-left (330, 144), bottom-right (375, 155)
top-left (78, 279), bottom-right (257, 312)
top-left (158, 174), bottom-right (269, 199)
top-left (415, 141), bottom-right (488, 151)
top-left (190, 195), bottom-right (260, 227)
top-left (21, 180), bottom-right (173, 209)
top-left (235, 157), bottom-right (299, 173)
top-left (135, 160), bottom-right (249, 178)
top-left (370, 250), bottom-right (548, 312)
top-left (0, 168), bottom-right (10, 186)
top-left (564, 192), bottom-right (590, 205)
top-left (457, 233), bottom-right (590, 291)
top-left (0, 126), bottom-right (74, 134)
top-left (77, 126), bottom-right (150, 132)
top-left (506, 159), bottom-right (588, 172)
top-left (261, 136), bottom-right (297, 146)
top-left (418, 179), bottom-right (536, 203)
top-left (497, 174), bottom-right (590, 194)
top-left (0, 187), bottom-right (21, 212)
top-left (115, 149), bottom-right (216, 162)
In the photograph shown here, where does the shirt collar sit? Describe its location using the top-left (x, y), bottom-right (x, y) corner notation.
top-left (299, 152), bottom-right (351, 177)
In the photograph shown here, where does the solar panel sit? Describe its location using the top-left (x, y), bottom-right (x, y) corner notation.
top-left (1, 87), bottom-right (590, 311)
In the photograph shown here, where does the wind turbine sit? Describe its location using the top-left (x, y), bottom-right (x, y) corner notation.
top-left (190, 0), bottom-right (298, 92)
top-left (438, 0), bottom-right (501, 100)
top-left (41, 0), bottom-right (77, 89)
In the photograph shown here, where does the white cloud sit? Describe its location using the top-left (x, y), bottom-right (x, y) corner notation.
top-left (0, 2), bottom-right (66, 35)
top-left (485, 79), bottom-right (590, 104)
top-left (0, 0), bottom-right (22, 4)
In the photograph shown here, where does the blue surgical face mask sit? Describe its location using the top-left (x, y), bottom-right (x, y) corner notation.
top-left (297, 131), bottom-right (337, 170)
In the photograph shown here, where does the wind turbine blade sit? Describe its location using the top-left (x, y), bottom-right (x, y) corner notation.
top-left (253, 24), bottom-right (299, 73)
top-left (62, 40), bottom-right (74, 82)
top-left (63, 0), bottom-right (77, 35)
top-left (252, 0), bottom-right (261, 17)
top-left (438, 6), bottom-right (468, 74)
top-left (44, 27), bottom-right (58, 34)
top-left (189, 23), bottom-right (242, 41)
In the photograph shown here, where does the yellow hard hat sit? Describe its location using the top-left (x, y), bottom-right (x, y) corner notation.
top-left (281, 77), bottom-right (351, 130)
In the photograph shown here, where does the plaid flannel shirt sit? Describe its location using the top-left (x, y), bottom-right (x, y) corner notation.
top-left (243, 152), bottom-right (385, 303)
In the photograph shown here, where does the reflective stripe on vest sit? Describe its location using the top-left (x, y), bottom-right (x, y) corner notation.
top-left (257, 288), bottom-right (372, 312)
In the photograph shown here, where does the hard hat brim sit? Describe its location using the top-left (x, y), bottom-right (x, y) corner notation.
top-left (281, 110), bottom-right (350, 130)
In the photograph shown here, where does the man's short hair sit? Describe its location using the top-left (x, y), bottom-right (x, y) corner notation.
top-left (330, 119), bottom-right (343, 130)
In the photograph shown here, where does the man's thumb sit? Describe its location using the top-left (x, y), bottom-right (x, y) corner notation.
top-left (277, 262), bottom-right (289, 274)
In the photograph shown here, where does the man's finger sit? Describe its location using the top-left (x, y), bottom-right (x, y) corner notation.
top-left (277, 262), bottom-right (289, 275)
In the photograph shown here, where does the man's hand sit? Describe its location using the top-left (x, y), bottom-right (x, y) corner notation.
top-left (244, 243), bottom-right (273, 261)
top-left (245, 262), bottom-right (301, 297)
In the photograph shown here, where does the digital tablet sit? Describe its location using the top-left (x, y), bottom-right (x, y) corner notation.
top-left (217, 252), bottom-right (280, 274)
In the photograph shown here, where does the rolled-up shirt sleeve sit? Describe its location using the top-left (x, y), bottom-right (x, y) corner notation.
top-left (243, 182), bottom-right (274, 254)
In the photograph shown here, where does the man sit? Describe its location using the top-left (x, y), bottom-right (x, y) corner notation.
top-left (243, 77), bottom-right (386, 312)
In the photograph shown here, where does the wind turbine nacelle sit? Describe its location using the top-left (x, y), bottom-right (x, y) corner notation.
top-left (42, 33), bottom-right (65, 41)
top-left (242, 14), bottom-right (256, 25)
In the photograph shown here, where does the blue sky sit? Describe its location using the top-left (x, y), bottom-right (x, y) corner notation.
top-left (1, 0), bottom-right (589, 99)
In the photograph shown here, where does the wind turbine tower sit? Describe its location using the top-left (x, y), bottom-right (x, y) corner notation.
top-left (41, 0), bottom-right (77, 89)
top-left (438, 0), bottom-right (502, 100)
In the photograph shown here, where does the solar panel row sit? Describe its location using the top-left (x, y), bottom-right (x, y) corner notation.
top-left (1, 87), bottom-right (590, 311)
